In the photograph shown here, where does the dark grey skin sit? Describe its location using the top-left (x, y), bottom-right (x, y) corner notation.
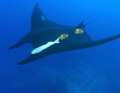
top-left (9, 3), bottom-right (120, 65)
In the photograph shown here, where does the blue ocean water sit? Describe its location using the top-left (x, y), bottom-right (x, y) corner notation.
top-left (0, 0), bottom-right (120, 93)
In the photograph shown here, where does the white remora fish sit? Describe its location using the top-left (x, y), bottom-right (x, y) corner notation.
top-left (31, 37), bottom-right (60, 54)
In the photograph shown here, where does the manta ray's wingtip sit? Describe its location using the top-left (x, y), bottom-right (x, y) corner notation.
top-left (36, 2), bottom-right (39, 5)
top-left (17, 59), bottom-right (31, 65)
top-left (8, 47), bottom-right (12, 50)
top-left (17, 59), bottom-right (32, 65)
top-left (17, 62), bottom-right (24, 65)
top-left (8, 44), bottom-right (18, 50)
top-left (17, 61), bottom-right (29, 65)
top-left (17, 54), bottom-right (40, 65)
top-left (35, 2), bottom-right (39, 7)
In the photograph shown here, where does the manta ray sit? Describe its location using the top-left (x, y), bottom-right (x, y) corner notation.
top-left (9, 2), bottom-right (120, 65)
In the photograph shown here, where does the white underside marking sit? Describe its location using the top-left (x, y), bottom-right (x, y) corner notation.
top-left (31, 37), bottom-right (60, 54)
top-left (41, 15), bottom-right (45, 20)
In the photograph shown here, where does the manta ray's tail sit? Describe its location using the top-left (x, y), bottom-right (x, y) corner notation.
top-left (9, 37), bottom-right (28, 50)
top-left (84, 18), bottom-right (105, 25)
top-left (85, 34), bottom-right (120, 48)
top-left (77, 18), bottom-right (104, 29)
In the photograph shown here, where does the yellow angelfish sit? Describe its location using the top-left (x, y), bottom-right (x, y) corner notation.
top-left (75, 29), bottom-right (84, 34)
top-left (60, 34), bottom-right (68, 40)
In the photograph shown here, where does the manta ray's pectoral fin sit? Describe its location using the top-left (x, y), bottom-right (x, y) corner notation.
top-left (17, 54), bottom-right (39, 65)
top-left (9, 37), bottom-right (28, 50)
top-left (86, 34), bottom-right (120, 48)
top-left (31, 2), bottom-right (68, 30)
